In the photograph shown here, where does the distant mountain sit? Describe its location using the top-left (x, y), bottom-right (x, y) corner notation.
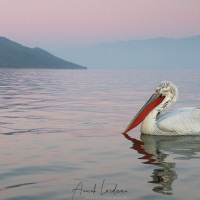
top-left (0, 37), bottom-right (86, 69)
top-left (64, 35), bottom-right (200, 69)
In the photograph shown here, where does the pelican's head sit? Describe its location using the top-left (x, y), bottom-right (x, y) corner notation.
top-left (123, 81), bottom-right (178, 134)
top-left (155, 81), bottom-right (178, 105)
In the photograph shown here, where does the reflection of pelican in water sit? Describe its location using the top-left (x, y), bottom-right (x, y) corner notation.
top-left (123, 133), bottom-right (200, 195)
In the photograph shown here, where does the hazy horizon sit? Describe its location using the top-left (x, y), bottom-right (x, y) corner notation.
top-left (1, 34), bottom-right (200, 69)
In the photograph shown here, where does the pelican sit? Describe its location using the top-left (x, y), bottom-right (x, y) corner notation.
top-left (123, 81), bottom-right (200, 135)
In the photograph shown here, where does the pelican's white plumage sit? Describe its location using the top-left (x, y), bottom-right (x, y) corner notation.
top-left (157, 107), bottom-right (200, 134)
top-left (123, 81), bottom-right (200, 135)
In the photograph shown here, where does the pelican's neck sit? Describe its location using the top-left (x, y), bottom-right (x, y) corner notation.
top-left (141, 109), bottom-right (159, 134)
top-left (141, 97), bottom-right (172, 134)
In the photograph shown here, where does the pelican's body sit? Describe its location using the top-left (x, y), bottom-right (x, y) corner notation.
top-left (123, 81), bottom-right (200, 135)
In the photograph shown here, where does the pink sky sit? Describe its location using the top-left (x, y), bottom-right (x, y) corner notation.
top-left (0, 0), bottom-right (200, 52)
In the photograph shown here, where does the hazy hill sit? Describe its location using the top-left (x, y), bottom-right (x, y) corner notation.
top-left (0, 37), bottom-right (86, 69)
top-left (64, 35), bottom-right (200, 69)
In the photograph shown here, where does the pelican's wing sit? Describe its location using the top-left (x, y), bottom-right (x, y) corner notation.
top-left (157, 107), bottom-right (200, 134)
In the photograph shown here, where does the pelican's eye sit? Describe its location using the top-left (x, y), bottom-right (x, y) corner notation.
top-left (155, 89), bottom-right (160, 93)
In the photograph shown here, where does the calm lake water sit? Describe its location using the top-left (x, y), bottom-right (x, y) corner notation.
top-left (0, 68), bottom-right (200, 200)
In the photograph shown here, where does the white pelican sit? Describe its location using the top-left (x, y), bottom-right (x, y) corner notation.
top-left (123, 81), bottom-right (200, 135)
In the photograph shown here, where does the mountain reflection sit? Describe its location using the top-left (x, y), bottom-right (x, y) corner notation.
top-left (123, 133), bottom-right (200, 195)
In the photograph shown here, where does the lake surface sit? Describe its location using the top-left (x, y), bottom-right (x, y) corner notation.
top-left (0, 68), bottom-right (200, 200)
